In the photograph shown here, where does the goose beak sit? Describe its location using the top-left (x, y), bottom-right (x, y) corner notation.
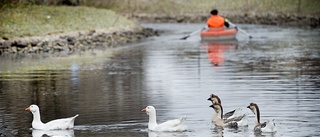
top-left (25, 107), bottom-right (30, 111)
top-left (246, 105), bottom-right (250, 108)
top-left (141, 108), bottom-right (146, 112)
top-left (209, 105), bottom-right (214, 108)
top-left (207, 97), bottom-right (211, 101)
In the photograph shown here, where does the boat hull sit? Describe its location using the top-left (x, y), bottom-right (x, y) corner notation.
top-left (200, 28), bottom-right (237, 41)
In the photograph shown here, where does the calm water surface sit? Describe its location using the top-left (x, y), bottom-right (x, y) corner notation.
top-left (0, 23), bottom-right (320, 137)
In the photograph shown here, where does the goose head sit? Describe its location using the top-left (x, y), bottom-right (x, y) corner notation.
top-left (247, 103), bottom-right (259, 115)
top-left (247, 102), bottom-right (260, 124)
top-left (25, 104), bottom-right (40, 114)
top-left (141, 106), bottom-right (156, 115)
top-left (209, 103), bottom-right (223, 119)
top-left (207, 94), bottom-right (221, 104)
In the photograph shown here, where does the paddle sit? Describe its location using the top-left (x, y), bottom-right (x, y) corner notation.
top-left (180, 27), bottom-right (205, 40)
top-left (228, 21), bottom-right (253, 38)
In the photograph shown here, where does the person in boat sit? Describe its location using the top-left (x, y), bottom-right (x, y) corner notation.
top-left (206, 9), bottom-right (230, 29)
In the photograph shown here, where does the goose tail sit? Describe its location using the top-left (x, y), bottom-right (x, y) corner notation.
top-left (70, 114), bottom-right (79, 123)
top-left (73, 114), bottom-right (79, 118)
top-left (180, 116), bottom-right (187, 121)
top-left (179, 115), bottom-right (187, 125)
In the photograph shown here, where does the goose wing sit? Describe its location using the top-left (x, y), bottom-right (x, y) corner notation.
top-left (260, 121), bottom-right (267, 128)
top-left (45, 114), bottom-right (79, 130)
top-left (261, 119), bottom-right (277, 132)
top-left (224, 114), bottom-right (245, 123)
top-left (223, 109), bottom-right (235, 119)
top-left (154, 116), bottom-right (187, 132)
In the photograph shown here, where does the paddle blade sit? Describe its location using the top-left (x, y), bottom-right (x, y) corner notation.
top-left (180, 35), bottom-right (190, 40)
top-left (179, 27), bottom-right (204, 40)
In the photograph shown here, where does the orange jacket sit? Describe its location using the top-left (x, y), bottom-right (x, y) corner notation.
top-left (206, 15), bottom-right (225, 28)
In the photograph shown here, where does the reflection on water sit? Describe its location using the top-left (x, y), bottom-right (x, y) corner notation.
top-left (201, 40), bottom-right (238, 66)
top-left (211, 127), bottom-right (224, 137)
top-left (148, 131), bottom-right (188, 137)
top-left (1, 23), bottom-right (320, 137)
top-left (32, 129), bottom-right (75, 137)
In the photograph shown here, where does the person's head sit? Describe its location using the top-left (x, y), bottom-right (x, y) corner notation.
top-left (210, 9), bottom-right (218, 15)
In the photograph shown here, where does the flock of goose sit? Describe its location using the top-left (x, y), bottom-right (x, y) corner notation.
top-left (25, 93), bottom-right (277, 134)
top-left (140, 94), bottom-right (277, 133)
top-left (207, 94), bottom-right (277, 133)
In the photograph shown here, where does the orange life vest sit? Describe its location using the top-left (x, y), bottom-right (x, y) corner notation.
top-left (206, 15), bottom-right (225, 28)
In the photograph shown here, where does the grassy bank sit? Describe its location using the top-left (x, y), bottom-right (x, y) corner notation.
top-left (0, 5), bottom-right (134, 38)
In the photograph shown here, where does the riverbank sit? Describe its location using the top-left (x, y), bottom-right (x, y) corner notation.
top-left (0, 27), bottom-right (158, 55)
top-left (0, 5), bottom-right (159, 55)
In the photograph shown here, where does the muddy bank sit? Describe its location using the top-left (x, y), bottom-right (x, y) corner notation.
top-left (127, 13), bottom-right (320, 28)
top-left (0, 27), bottom-right (159, 55)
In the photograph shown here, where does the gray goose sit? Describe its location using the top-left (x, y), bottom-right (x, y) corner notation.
top-left (207, 94), bottom-right (244, 121)
top-left (247, 102), bottom-right (277, 133)
top-left (209, 103), bottom-right (248, 128)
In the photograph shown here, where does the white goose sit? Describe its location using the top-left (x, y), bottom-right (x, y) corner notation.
top-left (247, 102), bottom-right (277, 133)
top-left (141, 106), bottom-right (187, 132)
top-left (210, 103), bottom-right (248, 128)
top-left (25, 104), bottom-right (79, 130)
top-left (207, 94), bottom-right (244, 121)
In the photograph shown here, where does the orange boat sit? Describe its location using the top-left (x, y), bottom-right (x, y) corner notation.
top-left (200, 28), bottom-right (237, 41)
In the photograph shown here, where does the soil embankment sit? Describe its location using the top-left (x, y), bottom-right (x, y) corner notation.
top-left (0, 5), bottom-right (160, 55)
top-left (0, 27), bottom-right (159, 55)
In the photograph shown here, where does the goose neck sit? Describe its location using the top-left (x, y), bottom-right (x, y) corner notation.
top-left (148, 112), bottom-right (158, 130)
top-left (32, 110), bottom-right (42, 123)
top-left (212, 111), bottom-right (218, 121)
top-left (254, 106), bottom-right (260, 125)
top-left (218, 105), bottom-right (223, 120)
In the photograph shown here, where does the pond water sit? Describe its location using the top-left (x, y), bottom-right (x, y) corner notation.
top-left (0, 23), bottom-right (320, 137)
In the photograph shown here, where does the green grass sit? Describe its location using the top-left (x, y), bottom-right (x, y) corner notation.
top-left (0, 5), bottom-right (134, 38)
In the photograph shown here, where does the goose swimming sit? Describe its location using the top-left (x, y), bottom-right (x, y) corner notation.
top-left (141, 106), bottom-right (187, 132)
top-left (207, 94), bottom-right (244, 121)
top-left (25, 104), bottom-right (79, 130)
top-left (247, 102), bottom-right (277, 133)
top-left (209, 103), bottom-right (248, 128)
